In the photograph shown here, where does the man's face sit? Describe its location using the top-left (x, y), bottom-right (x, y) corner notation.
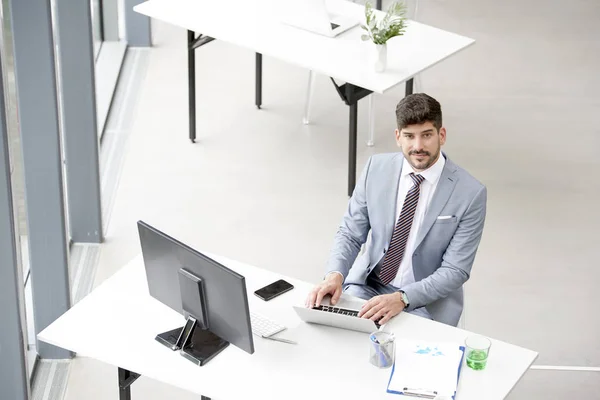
top-left (395, 122), bottom-right (446, 172)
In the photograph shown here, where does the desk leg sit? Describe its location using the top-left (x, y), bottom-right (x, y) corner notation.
top-left (117, 367), bottom-right (211, 400)
top-left (188, 30), bottom-right (196, 143)
top-left (329, 80), bottom-right (371, 196)
top-left (256, 53), bottom-right (262, 109)
top-left (347, 102), bottom-right (358, 197)
top-left (118, 368), bottom-right (140, 400)
top-left (376, 0), bottom-right (382, 10)
top-left (405, 77), bottom-right (414, 97)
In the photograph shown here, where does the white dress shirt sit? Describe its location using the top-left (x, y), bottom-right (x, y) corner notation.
top-left (389, 153), bottom-right (446, 289)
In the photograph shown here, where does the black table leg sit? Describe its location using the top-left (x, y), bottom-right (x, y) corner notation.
top-left (188, 30), bottom-right (196, 143)
top-left (376, 0), bottom-right (382, 10)
top-left (118, 367), bottom-right (211, 400)
top-left (405, 77), bottom-right (414, 96)
top-left (256, 53), bottom-right (263, 109)
top-left (187, 32), bottom-right (216, 143)
top-left (118, 368), bottom-right (140, 400)
top-left (348, 102), bottom-right (358, 197)
top-left (329, 80), bottom-right (373, 196)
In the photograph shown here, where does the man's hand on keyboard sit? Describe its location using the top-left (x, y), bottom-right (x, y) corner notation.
top-left (357, 292), bottom-right (406, 325)
top-left (305, 272), bottom-right (343, 308)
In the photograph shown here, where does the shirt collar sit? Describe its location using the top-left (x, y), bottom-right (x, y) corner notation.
top-left (401, 152), bottom-right (446, 185)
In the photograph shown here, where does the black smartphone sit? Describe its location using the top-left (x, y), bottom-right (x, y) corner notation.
top-left (254, 279), bottom-right (294, 301)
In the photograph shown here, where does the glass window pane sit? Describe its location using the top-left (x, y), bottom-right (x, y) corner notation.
top-left (91, 0), bottom-right (102, 58)
top-left (1, 0), bottom-right (35, 377)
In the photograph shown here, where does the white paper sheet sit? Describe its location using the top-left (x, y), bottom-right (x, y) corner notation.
top-left (388, 340), bottom-right (464, 397)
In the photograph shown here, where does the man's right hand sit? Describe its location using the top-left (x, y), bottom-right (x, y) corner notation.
top-left (305, 273), bottom-right (344, 308)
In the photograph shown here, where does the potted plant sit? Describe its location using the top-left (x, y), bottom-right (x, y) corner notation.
top-left (361, 1), bottom-right (407, 72)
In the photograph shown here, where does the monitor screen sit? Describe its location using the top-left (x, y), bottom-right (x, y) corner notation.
top-left (138, 221), bottom-right (254, 355)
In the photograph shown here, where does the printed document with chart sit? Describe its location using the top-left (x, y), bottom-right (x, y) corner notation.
top-left (387, 340), bottom-right (465, 398)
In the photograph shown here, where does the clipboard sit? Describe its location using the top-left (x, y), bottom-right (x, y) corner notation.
top-left (386, 344), bottom-right (465, 399)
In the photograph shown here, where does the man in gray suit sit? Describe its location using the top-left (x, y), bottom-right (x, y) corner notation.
top-left (306, 93), bottom-right (487, 327)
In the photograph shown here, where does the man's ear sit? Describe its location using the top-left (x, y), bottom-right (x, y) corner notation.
top-left (439, 127), bottom-right (447, 145)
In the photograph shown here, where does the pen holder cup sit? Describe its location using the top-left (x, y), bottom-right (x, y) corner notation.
top-left (369, 331), bottom-right (395, 369)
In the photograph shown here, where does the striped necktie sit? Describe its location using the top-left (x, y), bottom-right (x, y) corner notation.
top-left (379, 173), bottom-right (426, 286)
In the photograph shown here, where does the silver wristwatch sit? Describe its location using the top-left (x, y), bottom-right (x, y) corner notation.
top-left (399, 290), bottom-right (409, 309)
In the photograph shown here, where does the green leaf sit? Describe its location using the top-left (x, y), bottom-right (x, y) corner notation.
top-left (365, 1), bottom-right (373, 22)
top-left (361, 34), bottom-right (370, 41)
top-left (363, 0), bottom-right (406, 44)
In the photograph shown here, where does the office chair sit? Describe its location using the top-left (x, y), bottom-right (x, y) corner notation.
top-left (302, 0), bottom-right (421, 146)
top-left (458, 285), bottom-right (467, 329)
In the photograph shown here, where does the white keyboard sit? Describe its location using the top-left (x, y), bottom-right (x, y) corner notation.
top-left (250, 311), bottom-right (286, 338)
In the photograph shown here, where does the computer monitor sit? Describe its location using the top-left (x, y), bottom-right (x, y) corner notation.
top-left (137, 221), bottom-right (254, 366)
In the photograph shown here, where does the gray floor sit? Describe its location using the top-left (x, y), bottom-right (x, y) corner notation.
top-left (64, 0), bottom-right (599, 398)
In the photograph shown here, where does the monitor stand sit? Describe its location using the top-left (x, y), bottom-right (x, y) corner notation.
top-left (156, 316), bottom-right (229, 366)
top-left (155, 268), bottom-right (229, 366)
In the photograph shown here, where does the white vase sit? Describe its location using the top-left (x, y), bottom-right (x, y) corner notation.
top-left (373, 43), bottom-right (387, 72)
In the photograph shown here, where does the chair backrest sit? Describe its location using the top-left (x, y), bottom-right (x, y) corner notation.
top-left (458, 283), bottom-right (467, 329)
top-left (354, 0), bottom-right (420, 20)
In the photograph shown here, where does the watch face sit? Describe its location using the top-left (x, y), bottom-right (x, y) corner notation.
top-left (401, 292), bottom-right (409, 307)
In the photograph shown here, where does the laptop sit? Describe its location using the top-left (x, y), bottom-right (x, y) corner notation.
top-left (293, 293), bottom-right (384, 333)
top-left (280, 0), bottom-right (359, 38)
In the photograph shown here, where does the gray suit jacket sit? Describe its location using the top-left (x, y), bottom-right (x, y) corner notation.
top-left (325, 152), bottom-right (487, 326)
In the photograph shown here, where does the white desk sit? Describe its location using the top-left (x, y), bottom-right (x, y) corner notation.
top-left (133, 0), bottom-right (475, 196)
top-left (39, 254), bottom-right (537, 400)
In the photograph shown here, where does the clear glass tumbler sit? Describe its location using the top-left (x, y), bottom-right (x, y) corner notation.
top-left (465, 335), bottom-right (491, 371)
top-left (369, 331), bottom-right (395, 368)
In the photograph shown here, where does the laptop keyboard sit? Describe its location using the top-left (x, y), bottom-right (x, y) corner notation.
top-left (312, 305), bottom-right (381, 328)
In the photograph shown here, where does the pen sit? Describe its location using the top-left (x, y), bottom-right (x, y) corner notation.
top-left (263, 336), bottom-right (298, 345)
top-left (402, 388), bottom-right (438, 399)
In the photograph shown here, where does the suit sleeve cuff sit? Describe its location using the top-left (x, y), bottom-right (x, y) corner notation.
top-left (325, 271), bottom-right (344, 281)
top-left (399, 287), bottom-right (419, 312)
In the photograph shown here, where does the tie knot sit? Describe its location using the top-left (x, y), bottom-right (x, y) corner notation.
top-left (409, 173), bottom-right (425, 186)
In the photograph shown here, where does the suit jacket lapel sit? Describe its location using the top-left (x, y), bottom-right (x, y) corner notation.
top-left (413, 155), bottom-right (459, 250)
top-left (383, 154), bottom-right (404, 245)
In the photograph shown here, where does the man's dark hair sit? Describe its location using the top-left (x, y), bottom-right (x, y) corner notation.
top-left (395, 93), bottom-right (442, 131)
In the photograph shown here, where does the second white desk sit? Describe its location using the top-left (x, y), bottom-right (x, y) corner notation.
top-left (134, 0), bottom-right (475, 196)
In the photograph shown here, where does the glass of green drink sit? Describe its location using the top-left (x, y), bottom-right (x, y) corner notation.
top-left (465, 335), bottom-right (491, 370)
